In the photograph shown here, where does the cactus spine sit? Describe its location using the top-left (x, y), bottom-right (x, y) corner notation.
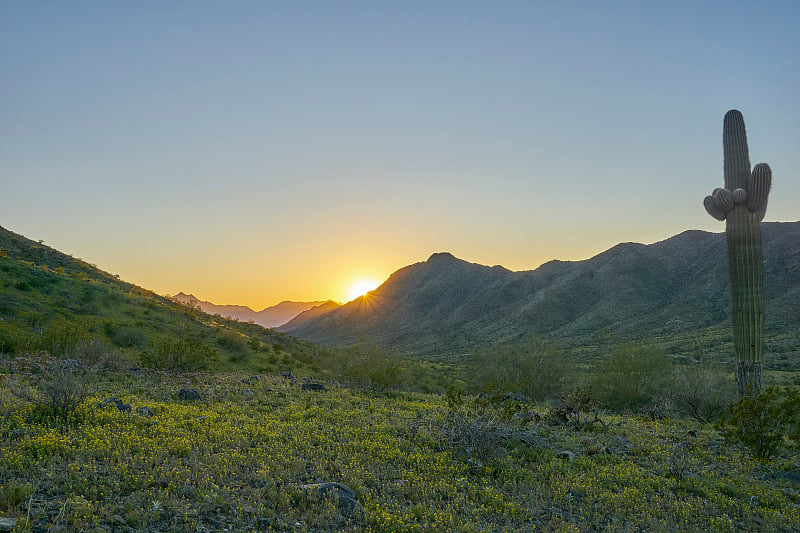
top-left (703, 110), bottom-right (772, 396)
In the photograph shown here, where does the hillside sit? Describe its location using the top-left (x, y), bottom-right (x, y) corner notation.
top-left (171, 292), bottom-right (326, 328)
top-left (281, 222), bottom-right (800, 361)
top-left (0, 225), bottom-right (328, 373)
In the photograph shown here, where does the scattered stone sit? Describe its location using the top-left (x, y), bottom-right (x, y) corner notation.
top-left (264, 387), bottom-right (275, 393)
top-left (243, 389), bottom-right (254, 398)
top-left (0, 517), bottom-right (18, 531)
top-left (127, 366), bottom-right (144, 376)
top-left (297, 482), bottom-right (358, 515)
top-left (178, 388), bottom-right (201, 401)
top-left (137, 406), bottom-right (154, 417)
top-left (686, 429), bottom-right (698, 438)
top-left (98, 396), bottom-right (121, 408)
top-left (557, 450), bottom-right (576, 461)
top-left (193, 416), bottom-right (206, 422)
top-left (280, 370), bottom-right (295, 380)
top-left (301, 383), bottom-right (326, 392)
top-left (115, 400), bottom-right (132, 413)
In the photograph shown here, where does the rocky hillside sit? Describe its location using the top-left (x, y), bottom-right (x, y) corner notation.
top-left (281, 222), bottom-right (800, 359)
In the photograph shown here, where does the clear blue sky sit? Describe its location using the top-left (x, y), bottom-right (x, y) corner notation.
top-left (2, 1), bottom-right (798, 307)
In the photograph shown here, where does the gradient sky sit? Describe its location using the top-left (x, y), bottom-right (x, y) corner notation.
top-left (2, 1), bottom-right (798, 309)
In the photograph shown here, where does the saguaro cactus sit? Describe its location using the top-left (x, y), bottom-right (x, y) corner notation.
top-left (703, 110), bottom-right (772, 396)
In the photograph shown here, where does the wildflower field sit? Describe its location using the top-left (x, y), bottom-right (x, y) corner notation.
top-left (1, 357), bottom-right (799, 532)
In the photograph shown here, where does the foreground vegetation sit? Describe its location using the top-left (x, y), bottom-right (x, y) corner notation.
top-left (2, 354), bottom-right (800, 532)
top-left (3, 226), bottom-right (800, 530)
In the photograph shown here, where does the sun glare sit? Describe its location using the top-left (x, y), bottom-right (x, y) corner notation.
top-left (348, 280), bottom-right (379, 302)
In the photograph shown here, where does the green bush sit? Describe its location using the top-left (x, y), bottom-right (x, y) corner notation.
top-left (38, 317), bottom-right (89, 356)
top-left (717, 386), bottom-right (800, 460)
top-left (468, 338), bottom-right (570, 401)
top-left (217, 329), bottom-right (250, 362)
top-left (339, 344), bottom-right (404, 391)
top-left (140, 337), bottom-right (218, 372)
top-left (105, 322), bottom-right (147, 349)
top-left (0, 321), bottom-right (35, 356)
top-left (12, 366), bottom-right (90, 423)
top-left (589, 343), bottom-right (673, 412)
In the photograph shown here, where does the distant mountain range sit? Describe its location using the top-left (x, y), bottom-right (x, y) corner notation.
top-left (280, 222), bottom-right (800, 360)
top-left (171, 292), bottom-right (336, 328)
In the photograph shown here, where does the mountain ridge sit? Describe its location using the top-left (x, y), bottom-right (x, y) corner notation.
top-left (171, 292), bottom-right (327, 328)
top-left (280, 222), bottom-right (800, 360)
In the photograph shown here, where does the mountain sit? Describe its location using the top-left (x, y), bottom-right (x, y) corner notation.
top-left (280, 300), bottom-right (342, 330)
top-left (280, 222), bottom-right (800, 360)
top-left (171, 292), bottom-right (326, 328)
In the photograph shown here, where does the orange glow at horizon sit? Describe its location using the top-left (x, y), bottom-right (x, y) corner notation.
top-left (347, 279), bottom-right (380, 302)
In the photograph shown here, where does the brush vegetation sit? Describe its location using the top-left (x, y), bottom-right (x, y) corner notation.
top-left (2, 225), bottom-right (800, 531)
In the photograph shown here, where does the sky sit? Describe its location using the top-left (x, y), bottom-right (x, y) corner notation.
top-left (2, 1), bottom-right (798, 309)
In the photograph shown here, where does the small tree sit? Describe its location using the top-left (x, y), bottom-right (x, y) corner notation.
top-left (589, 343), bottom-right (672, 412)
top-left (468, 338), bottom-right (570, 401)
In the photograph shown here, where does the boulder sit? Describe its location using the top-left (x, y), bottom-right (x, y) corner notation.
top-left (557, 450), bottom-right (576, 461)
top-left (178, 388), bottom-right (201, 401)
top-left (301, 383), bottom-right (326, 392)
top-left (0, 517), bottom-right (18, 531)
top-left (98, 396), bottom-right (121, 408)
top-left (136, 406), bottom-right (154, 417)
top-left (296, 482), bottom-right (358, 515)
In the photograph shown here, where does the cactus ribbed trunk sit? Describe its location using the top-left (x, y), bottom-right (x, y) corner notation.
top-left (726, 205), bottom-right (764, 396)
top-left (703, 110), bottom-right (771, 397)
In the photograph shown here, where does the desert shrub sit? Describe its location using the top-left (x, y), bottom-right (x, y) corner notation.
top-left (72, 338), bottom-right (126, 369)
top-left (12, 366), bottom-right (90, 423)
top-left (38, 316), bottom-right (90, 356)
top-left (0, 321), bottom-right (34, 356)
top-left (468, 338), bottom-right (571, 401)
top-left (588, 343), bottom-right (673, 412)
top-left (105, 322), bottom-right (147, 349)
top-left (0, 480), bottom-right (35, 512)
top-left (217, 329), bottom-right (250, 362)
top-left (140, 337), bottom-right (218, 372)
top-left (434, 391), bottom-right (541, 461)
top-left (672, 366), bottom-right (735, 423)
top-left (717, 386), bottom-right (800, 460)
top-left (339, 344), bottom-right (404, 391)
top-left (547, 387), bottom-right (605, 430)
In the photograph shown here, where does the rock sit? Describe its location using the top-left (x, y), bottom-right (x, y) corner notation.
top-left (297, 482), bottom-right (358, 515)
top-left (178, 388), bottom-right (201, 401)
top-left (686, 429), bottom-right (698, 438)
top-left (0, 517), bottom-right (18, 531)
top-left (557, 450), bottom-right (576, 461)
top-left (301, 383), bottom-right (326, 392)
top-left (243, 389), bottom-right (254, 398)
top-left (280, 370), bottom-right (295, 380)
top-left (115, 400), bottom-right (132, 413)
top-left (136, 406), bottom-right (154, 417)
top-left (98, 396), bottom-right (121, 408)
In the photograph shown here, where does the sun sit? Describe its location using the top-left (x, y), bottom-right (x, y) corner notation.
top-left (347, 279), bottom-right (379, 302)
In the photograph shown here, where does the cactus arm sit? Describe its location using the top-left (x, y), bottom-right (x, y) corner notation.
top-left (747, 163), bottom-right (772, 217)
